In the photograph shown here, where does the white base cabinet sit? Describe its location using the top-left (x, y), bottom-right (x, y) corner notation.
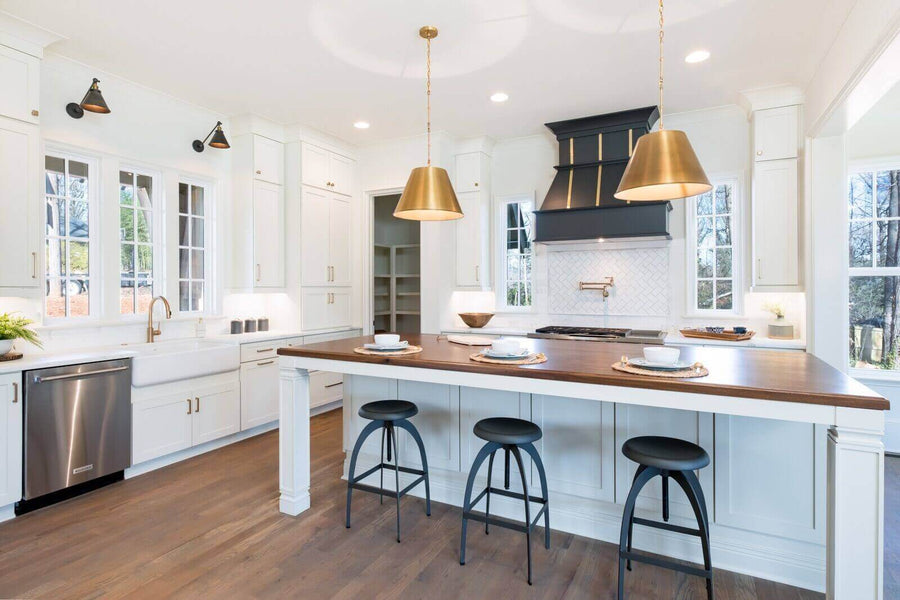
top-left (0, 373), bottom-right (22, 508)
top-left (132, 372), bottom-right (240, 464)
top-left (240, 359), bottom-right (280, 430)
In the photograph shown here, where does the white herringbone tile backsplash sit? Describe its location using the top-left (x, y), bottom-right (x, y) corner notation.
top-left (548, 248), bottom-right (670, 317)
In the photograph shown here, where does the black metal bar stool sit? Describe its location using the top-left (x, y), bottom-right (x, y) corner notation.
top-left (460, 417), bottom-right (550, 585)
top-left (346, 400), bottom-right (431, 542)
top-left (618, 435), bottom-right (713, 600)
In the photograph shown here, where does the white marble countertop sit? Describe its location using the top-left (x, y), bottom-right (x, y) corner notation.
top-left (206, 329), bottom-right (305, 343)
top-left (0, 347), bottom-right (138, 375)
top-left (664, 331), bottom-right (806, 350)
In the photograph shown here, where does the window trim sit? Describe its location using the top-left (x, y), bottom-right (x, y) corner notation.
top-left (494, 192), bottom-right (536, 313)
top-left (684, 174), bottom-right (743, 317)
top-left (177, 176), bottom-right (215, 316)
top-left (118, 164), bottom-right (164, 320)
top-left (42, 148), bottom-right (101, 323)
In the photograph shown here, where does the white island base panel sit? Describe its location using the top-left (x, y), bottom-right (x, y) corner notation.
top-left (279, 358), bottom-right (885, 599)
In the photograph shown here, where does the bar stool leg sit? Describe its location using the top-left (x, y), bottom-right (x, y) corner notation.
top-left (522, 442), bottom-right (550, 549)
top-left (396, 419), bottom-right (431, 517)
top-left (674, 470), bottom-right (714, 600)
top-left (485, 450), bottom-right (497, 534)
top-left (460, 441), bottom-right (501, 566)
top-left (510, 446), bottom-right (533, 585)
top-left (662, 472), bottom-right (670, 522)
top-left (626, 465), bottom-right (647, 571)
top-left (379, 426), bottom-right (386, 505)
top-left (618, 466), bottom-right (659, 600)
top-left (389, 423), bottom-right (401, 543)
top-left (346, 419), bottom-right (385, 529)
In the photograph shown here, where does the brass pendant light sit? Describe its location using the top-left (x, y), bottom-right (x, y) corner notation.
top-left (615, 0), bottom-right (711, 202)
top-left (394, 26), bottom-right (463, 221)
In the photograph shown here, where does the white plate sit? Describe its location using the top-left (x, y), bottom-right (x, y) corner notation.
top-left (481, 348), bottom-right (530, 359)
top-left (628, 358), bottom-right (694, 371)
top-left (364, 341), bottom-right (410, 351)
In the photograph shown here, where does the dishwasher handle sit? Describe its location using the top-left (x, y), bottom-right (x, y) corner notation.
top-left (33, 365), bottom-right (130, 384)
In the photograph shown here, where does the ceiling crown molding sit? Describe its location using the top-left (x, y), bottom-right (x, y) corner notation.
top-left (0, 10), bottom-right (64, 58)
top-left (739, 85), bottom-right (805, 113)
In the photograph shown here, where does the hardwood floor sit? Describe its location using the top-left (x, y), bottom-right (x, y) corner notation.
top-left (0, 408), bottom-right (881, 599)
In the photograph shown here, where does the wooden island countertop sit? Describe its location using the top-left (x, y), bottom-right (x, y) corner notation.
top-left (279, 333), bottom-right (888, 411)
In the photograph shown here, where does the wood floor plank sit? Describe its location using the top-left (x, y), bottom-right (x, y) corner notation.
top-left (0, 407), bottom-right (873, 599)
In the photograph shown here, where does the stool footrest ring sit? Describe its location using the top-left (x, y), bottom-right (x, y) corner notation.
top-left (631, 516), bottom-right (702, 538)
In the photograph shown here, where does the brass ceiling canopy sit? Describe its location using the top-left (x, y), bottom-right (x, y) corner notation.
top-left (615, 0), bottom-right (711, 202)
top-left (394, 25), bottom-right (463, 221)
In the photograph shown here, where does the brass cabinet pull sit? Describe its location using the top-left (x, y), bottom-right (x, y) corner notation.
top-left (195, 397), bottom-right (200, 413)
top-left (187, 398), bottom-right (192, 415)
top-left (256, 264), bottom-right (261, 282)
top-left (31, 109), bottom-right (39, 117)
top-left (31, 252), bottom-right (37, 279)
top-left (257, 347), bottom-right (274, 353)
top-left (475, 265), bottom-right (479, 282)
top-left (257, 360), bottom-right (275, 366)
top-left (324, 381), bottom-right (342, 388)
top-left (12, 382), bottom-right (18, 403)
top-left (256, 169), bottom-right (262, 175)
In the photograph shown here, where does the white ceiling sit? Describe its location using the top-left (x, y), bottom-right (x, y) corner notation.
top-left (1, 0), bottom-right (855, 144)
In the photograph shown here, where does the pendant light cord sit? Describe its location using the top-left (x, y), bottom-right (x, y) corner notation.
top-left (658, 0), bottom-right (665, 130)
top-left (426, 35), bottom-right (432, 165)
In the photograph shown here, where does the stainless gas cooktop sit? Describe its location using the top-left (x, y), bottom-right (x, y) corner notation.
top-left (528, 326), bottom-right (666, 345)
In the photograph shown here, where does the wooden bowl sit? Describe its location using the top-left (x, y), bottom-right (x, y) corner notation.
top-left (458, 313), bottom-right (494, 328)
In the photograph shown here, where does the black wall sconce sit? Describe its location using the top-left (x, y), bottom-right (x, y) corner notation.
top-left (66, 78), bottom-right (111, 119)
top-left (193, 121), bottom-right (230, 152)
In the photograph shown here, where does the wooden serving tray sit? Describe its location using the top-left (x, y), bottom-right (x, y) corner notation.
top-left (680, 328), bottom-right (755, 342)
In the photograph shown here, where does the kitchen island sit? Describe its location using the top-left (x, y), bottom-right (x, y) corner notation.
top-left (278, 334), bottom-right (888, 599)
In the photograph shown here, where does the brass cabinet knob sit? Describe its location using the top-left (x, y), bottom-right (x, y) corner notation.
top-left (31, 109), bottom-right (39, 117)
top-left (756, 150), bottom-right (762, 156)
top-left (256, 170), bottom-right (262, 174)
top-left (474, 182), bottom-right (479, 187)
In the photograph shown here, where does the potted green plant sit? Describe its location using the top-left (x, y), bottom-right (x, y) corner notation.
top-left (0, 313), bottom-right (42, 356)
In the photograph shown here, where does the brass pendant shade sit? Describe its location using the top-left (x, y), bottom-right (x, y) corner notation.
top-left (394, 25), bottom-right (464, 221)
top-left (613, 0), bottom-right (711, 202)
top-left (394, 166), bottom-right (463, 221)
top-left (615, 130), bottom-right (711, 201)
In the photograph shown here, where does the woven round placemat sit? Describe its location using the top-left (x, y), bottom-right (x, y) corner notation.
top-left (469, 352), bottom-right (547, 365)
top-left (0, 352), bottom-right (23, 362)
top-left (612, 361), bottom-right (708, 378)
top-left (353, 345), bottom-right (423, 356)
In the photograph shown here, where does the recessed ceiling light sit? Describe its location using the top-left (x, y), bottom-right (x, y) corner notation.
top-left (685, 50), bottom-right (710, 64)
top-left (353, 121), bottom-right (370, 129)
top-left (490, 92), bottom-right (509, 103)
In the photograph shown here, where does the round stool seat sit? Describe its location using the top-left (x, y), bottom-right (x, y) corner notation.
top-left (474, 417), bottom-right (542, 445)
top-left (622, 436), bottom-right (710, 471)
top-left (358, 400), bottom-right (418, 421)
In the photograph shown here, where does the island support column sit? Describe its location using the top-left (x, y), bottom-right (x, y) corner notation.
top-left (279, 363), bottom-right (311, 515)
top-left (827, 408), bottom-right (885, 600)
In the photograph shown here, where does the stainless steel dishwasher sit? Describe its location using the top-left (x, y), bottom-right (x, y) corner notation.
top-left (21, 358), bottom-right (132, 506)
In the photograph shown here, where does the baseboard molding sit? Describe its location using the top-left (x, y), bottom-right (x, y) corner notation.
top-left (126, 421), bottom-right (279, 479)
top-left (344, 456), bottom-right (825, 593)
top-left (0, 503), bottom-right (15, 524)
top-left (311, 399), bottom-right (342, 417)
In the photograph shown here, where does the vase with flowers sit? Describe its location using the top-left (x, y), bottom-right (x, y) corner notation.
top-left (0, 313), bottom-right (42, 357)
top-left (762, 302), bottom-right (793, 339)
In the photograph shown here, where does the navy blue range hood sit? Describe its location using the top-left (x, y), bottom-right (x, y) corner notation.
top-left (533, 107), bottom-right (673, 243)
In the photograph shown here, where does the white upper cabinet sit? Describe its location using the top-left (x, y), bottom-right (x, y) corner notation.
top-left (253, 135), bottom-right (284, 185)
top-left (301, 288), bottom-right (350, 331)
top-left (753, 106), bottom-right (798, 162)
top-left (301, 142), bottom-right (353, 195)
top-left (454, 152), bottom-right (488, 193)
top-left (300, 187), bottom-right (351, 287)
top-left (252, 180), bottom-right (284, 288)
top-left (455, 191), bottom-right (491, 289)
top-left (0, 117), bottom-right (40, 288)
top-left (752, 159), bottom-right (799, 288)
top-left (0, 45), bottom-right (40, 124)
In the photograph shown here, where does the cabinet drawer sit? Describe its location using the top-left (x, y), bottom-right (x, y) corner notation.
top-left (310, 370), bottom-right (343, 409)
top-left (240, 341), bottom-right (280, 362)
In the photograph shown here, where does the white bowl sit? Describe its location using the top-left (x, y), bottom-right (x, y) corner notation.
top-left (491, 337), bottom-right (522, 355)
top-left (374, 334), bottom-right (401, 346)
top-left (643, 346), bottom-right (680, 365)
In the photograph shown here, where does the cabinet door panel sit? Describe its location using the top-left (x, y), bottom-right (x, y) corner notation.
top-left (533, 395), bottom-right (614, 501)
top-left (345, 375), bottom-right (397, 460)
top-left (0, 46), bottom-right (39, 124)
top-left (455, 192), bottom-right (482, 287)
top-left (253, 136), bottom-right (284, 184)
top-left (301, 143), bottom-right (330, 190)
top-left (460, 388), bottom-right (526, 488)
top-left (329, 196), bottom-right (351, 286)
top-left (192, 381), bottom-right (241, 445)
top-left (253, 180), bottom-right (284, 288)
top-left (0, 375), bottom-right (22, 506)
top-left (309, 370), bottom-right (343, 409)
top-left (132, 393), bottom-right (193, 464)
top-left (753, 159), bottom-right (798, 287)
top-left (240, 360), bottom-right (280, 430)
top-left (0, 118), bottom-right (39, 288)
top-left (328, 289), bottom-right (351, 329)
top-left (398, 381), bottom-right (459, 471)
top-left (300, 187), bottom-right (331, 286)
top-left (301, 289), bottom-right (330, 331)
top-left (754, 106), bottom-right (798, 161)
top-left (455, 152), bottom-right (482, 193)
top-left (329, 153), bottom-right (353, 196)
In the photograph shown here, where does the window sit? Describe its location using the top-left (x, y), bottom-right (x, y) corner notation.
top-left (848, 166), bottom-right (900, 371)
top-left (119, 170), bottom-right (156, 315)
top-left (178, 181), bottom-right (209, 312)
top-left (44, 154), bottom-right (95, 319)
top-left (687, 181), bottom-right (738, 312)
top-left (498, 196), bottom-right (534, 309)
